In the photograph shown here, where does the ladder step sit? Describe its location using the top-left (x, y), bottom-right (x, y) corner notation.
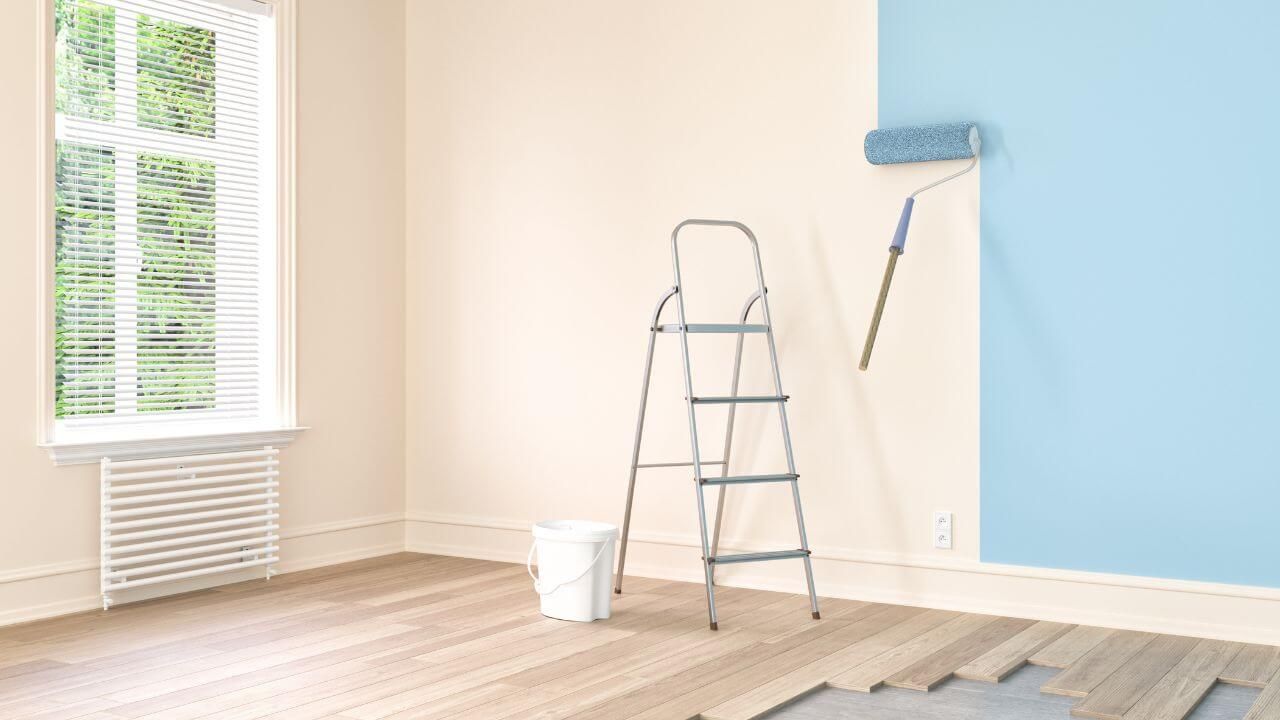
top-left (707, 549), bottom-right (811, 565)
top-left (690, 395), bottom-right (788, 405)
top-left (655, 323), bottom-right (769, 334)
top-left (636, 460), bottom-right (726, 469)
top-left (701, 473), bottom-right (797, 486)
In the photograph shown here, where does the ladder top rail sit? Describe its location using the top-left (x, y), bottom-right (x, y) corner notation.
top-left (670, 218), bottom-right (760, 253)
top-left (669, 219), bottom-right (768, 332)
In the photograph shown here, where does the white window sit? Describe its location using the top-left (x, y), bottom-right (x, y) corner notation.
top-left (39, 0), bottom-right (299, 463)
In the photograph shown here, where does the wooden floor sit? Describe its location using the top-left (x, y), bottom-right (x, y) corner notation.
top-left (0, 553), bottom-right (1277, 720)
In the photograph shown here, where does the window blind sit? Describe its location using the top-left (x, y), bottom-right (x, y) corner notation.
top-left (53, 0), bottom-right (276, 435)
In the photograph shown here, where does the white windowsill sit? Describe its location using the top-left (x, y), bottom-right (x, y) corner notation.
top-left (41, 426), bottom-right (308, 465)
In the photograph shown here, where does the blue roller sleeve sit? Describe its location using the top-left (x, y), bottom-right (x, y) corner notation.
top-left (891, 197), bottom-right (914, 253)
top-left (864, 122), bottom-right (978, 165)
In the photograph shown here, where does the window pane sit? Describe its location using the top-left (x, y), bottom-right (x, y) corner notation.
top-left (136, 153), bottom-right (218, 412)
top-left (51, 0), bottom-right (274, 436)
top-left (137, 16), bottom-right (216, 138)
top-left (55, 0), bottom-right (116, 121)
top-left (55, 141), bottom-right (117, 418)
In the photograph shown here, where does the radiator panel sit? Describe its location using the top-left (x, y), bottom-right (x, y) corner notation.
top-left (101, 446), bottom-right (279, 608)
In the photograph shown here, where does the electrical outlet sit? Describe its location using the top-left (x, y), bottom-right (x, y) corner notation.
top-left (933, 511), bottom-right (953, 550)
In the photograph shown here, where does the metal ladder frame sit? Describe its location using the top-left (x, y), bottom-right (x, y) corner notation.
top-left (615, 219), bottom-right (820, 630)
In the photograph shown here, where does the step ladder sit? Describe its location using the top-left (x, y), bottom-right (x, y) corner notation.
top-left (614, 219), bottom-right (820, 630)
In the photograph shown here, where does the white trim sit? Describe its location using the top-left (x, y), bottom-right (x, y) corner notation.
top-left (0, 595), bottom-right (103, 630)
top-left (405, 512), bottom-right (1280, 603)
top-left (34, 0), bottom-right (301, 456)
top-left (35, 0), bottom-right (56, 449)
top-left (0, 513), bottom-right (405, 626)
top-left (41, 426), bottom-right (307, 465)
top-left (202, 0), bottom-right (274, 17)
top-left (0, 558), bottom-right (99, 585)
top-left (404, 512), bottom-right (1280, 644)
top-left (279, 512), bottom-right (404, 541)
top-left (270, 0), bottom-right (298, 430)
top-left (275, 542), bottom-right (404, 575)
top-left (0, 541), bottom-right (405, 629)
top-left (0, 512), bottom-right (403, 585)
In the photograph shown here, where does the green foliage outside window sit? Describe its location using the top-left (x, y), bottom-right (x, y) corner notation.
top-left (55, 0), bottom-right (115, 121)
top-left (136, 154), bottom-right (217, 412)
top-left (138, 15), bottom-right (216, 138)
top-left (54, 142), bottom-right (117, 418)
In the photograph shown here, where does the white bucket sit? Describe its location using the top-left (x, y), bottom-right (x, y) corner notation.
top-left (527, 520), bottom-right (618, 622)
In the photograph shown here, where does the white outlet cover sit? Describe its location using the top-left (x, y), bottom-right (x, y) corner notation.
top-left (933, 511), bottom-right (953, 549)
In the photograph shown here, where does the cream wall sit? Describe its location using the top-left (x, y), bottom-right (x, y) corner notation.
top-left (0, 0), bottom-right (408, 625)
top-left (403, 0), bottom-right (978, 603)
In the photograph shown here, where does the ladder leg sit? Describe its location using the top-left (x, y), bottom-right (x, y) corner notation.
top-left (670, 275), bottom-right (718, 628)
top-left (693, 482), bottom-right (719, 629)
top-left (752, 258), bottom-right (821, 620)
top-left (616, 325), bottom-right (661, 594)
top-left (792, 480), bottom-right (821, 619)
top-left (709, 484), bottom-right (726, 585)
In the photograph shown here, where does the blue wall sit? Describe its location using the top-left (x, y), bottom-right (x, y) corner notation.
top-left (879, 0), bottom-right (1280, 587)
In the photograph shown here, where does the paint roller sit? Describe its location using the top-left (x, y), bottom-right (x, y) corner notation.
top-left (859, 122), bottom-right (981, 371)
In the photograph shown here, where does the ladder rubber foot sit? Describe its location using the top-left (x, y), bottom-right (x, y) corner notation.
top-left (709, 622), bottom-right (718, 631)
top-left (812, 611), bottom-right (821, 620)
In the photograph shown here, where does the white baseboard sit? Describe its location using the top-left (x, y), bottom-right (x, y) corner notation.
top-left (9, 509), bottom-right (1278, 645)
top-left (0, 592), bottom-right (102, 629)
top-left (405, 511), bottom-right (1280, 645)
top-left (0, 513), bottom-right (407, 628)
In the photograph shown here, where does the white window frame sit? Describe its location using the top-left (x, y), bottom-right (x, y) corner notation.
top-left (35, 0), bottom-right (304, 465)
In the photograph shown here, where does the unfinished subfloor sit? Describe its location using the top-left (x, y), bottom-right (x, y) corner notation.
top-left (0, 553), bottom-right (1276, 719)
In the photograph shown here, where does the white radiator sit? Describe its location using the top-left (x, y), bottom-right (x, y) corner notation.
top-left (100, 446), bottom-right (280, 609)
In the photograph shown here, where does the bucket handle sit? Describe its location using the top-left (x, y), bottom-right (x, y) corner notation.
top-left (527, 539), bottom-right (610, 596)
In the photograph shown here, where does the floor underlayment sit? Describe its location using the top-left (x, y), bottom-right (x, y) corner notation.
top-left (766, 665), bottom-right (1261, 720)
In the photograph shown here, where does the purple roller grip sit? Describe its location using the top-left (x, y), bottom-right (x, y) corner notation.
top-left (891, 197), bottom-right (914, 253)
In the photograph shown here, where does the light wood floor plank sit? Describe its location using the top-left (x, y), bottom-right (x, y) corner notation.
top-left (0, 659), bottom-right (70, 681)
top-left (826, 613), bottom-right (997, 692)
top-left (22, 696), bottom-right (121, 720)
top-left (884, 616), bottom-right (1036, 691)
top-left (494, 587), bottom-right (786, 689)
top-left (1224, 645), bottom-right (1280, 688)
top-left (1031, 625), bottom-right (1116, 668)
top-left (1122, 639), bottom-right (1243, 720)
top-left (1041, 630), bottom-right (1157, 697)
top-left (241, 592), bottom-right (668, 720)
top-left (107, 627), bottom-right (453, 719)
top-left (369, 681), bottom-right (525, 720)
top-left (465, 673), bottom-right (655, 720)
top-left (106, 621), bottom-right (421, 704)
top-left (624, 605), bottom-right (920, 720)
top-left (447, 595), bottom-right (818, 720)
top-left (1071, 634), bottom-right (1199, 719)
top-left (28, 619), bottom-right (413, 709)
top-left (193, 658), bottom-right (439, 720)
top-left (702, 608), bottom-right (956, 720)
top-left (563, 613), bottom-right (861, 720)
top-left (261, 628), bottom-right (633, 720)
top-left (1246, 668), bottom-right (1280, 720)
top-left (954, 620), bottom-right (1074, 682)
